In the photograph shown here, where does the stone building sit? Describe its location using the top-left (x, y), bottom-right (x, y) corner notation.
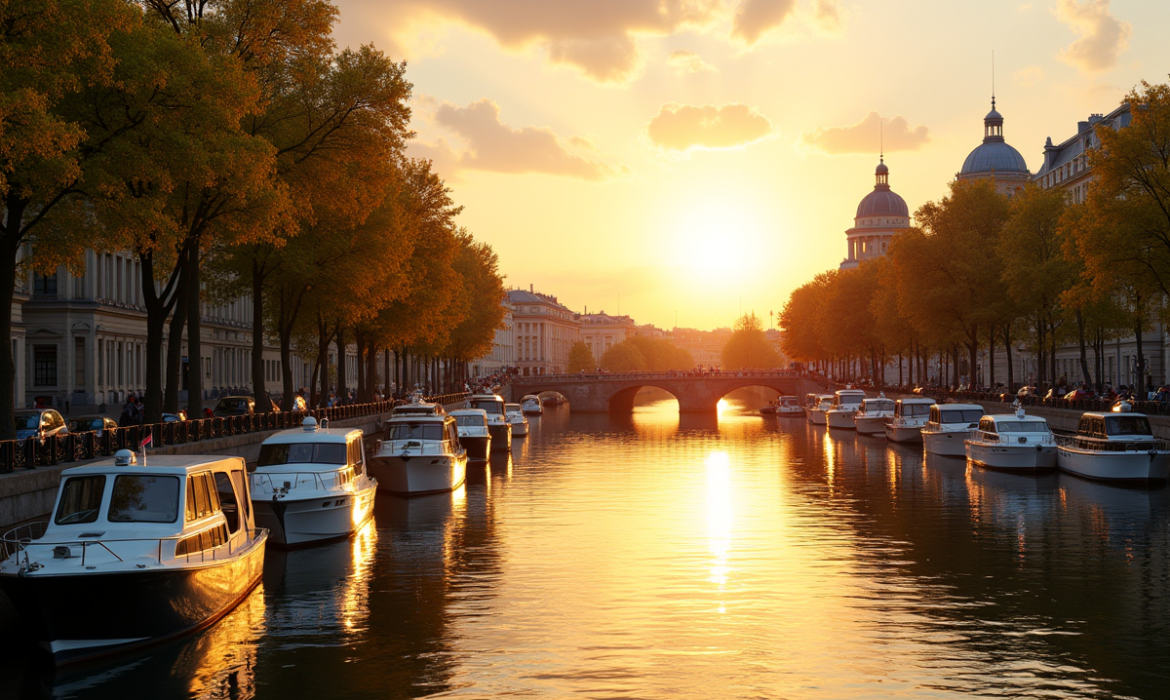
top-left (508, 286), bottom-right (581, 375)
top-left (471, 298), bottom-right (515, 377)
top-left (577, 311), bottom-right (635, 363)
top-left (840, 157), bottom-right (910, 270)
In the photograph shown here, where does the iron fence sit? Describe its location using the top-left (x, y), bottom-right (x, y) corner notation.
top-left (0, 394), bottom-right (469, 475)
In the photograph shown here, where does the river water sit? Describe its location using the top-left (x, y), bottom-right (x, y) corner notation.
top-left (2, 390), bottom-right (1168, 699)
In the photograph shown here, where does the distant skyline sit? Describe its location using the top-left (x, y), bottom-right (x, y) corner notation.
top-left (331, 0), bottom-right (1167, 330)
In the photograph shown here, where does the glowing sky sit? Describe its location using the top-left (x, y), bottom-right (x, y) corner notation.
top-left (330, 0), bottom-right (1168, 331)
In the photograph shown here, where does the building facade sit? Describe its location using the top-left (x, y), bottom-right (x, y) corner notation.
top-left (577, 311), bottom-right (634, 363)
top-left (956, 98), bottom-right (1031, 196)
top-left (471, 299), bottom-right (515, 377)
top-left (840, 158), bottom-right (910, 270)
top-left (508, 287), bottom-right (581, 375)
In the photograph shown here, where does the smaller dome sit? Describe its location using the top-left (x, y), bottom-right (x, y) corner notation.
top-left (856, 189), bottom-right (909, 218)
top-left (875, 161), bottom-right (889, 175)
top-left (961, 141), bottom-right (1028, 175)
top-left (985, 108), bottom-right (1003, 121)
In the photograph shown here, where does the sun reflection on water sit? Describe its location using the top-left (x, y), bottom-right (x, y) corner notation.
top-left (705, 451), bottom-right (733, 608)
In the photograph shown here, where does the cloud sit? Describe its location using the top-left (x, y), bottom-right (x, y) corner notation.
top-left (645, 103), bottom-right (774, 152)
top-left (1052, 0), bottom-right (1131, 73)
top-left (666, 49), bottom-right (717, 74)
top-left (813, 0), bottom-right (844, 31)
top-left (361, 0), bottom-right (724, 84)
top-left (410, 98), bottom-right (616, 180)
top-left (1014, 65), bottom-right (1046, 87)
top-left (800, 112), bottom-right (930, 155)
top-left (731, 0), bottom-right (798, 45)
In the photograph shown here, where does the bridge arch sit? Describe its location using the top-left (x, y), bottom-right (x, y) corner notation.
top-left (607, 385), bottom-right (680, 413)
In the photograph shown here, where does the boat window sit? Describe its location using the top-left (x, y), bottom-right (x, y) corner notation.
top-left (214, 472), bottom-right (241, 533)
top-left (978, 418), bottom-right (996, 433)
top-left (108, 475), bottom-right (179, 523)
top-left (905, 404), bottom-right (931, 417)
top-left (455, 415), bottom-right (485, 427)
top-left (175, 523), bottom-right (229, 558)
top-left (258, 442), bottom-right (348, 466)
top-left (929, 406), bottom-right (940, 423)
top-left (1105, 415), bottom-right (1152, 436)
top-left (386, 423), bottom-right (445, 441)
top-left (187, 472), bottom-right (220, 521)
top-left (940, 409), bottom-right (983, 423)
top-left (470, 399), bottom-right (504, 415)
top-left (447, 422), bottom-right (460, 445)
top-left (231, 469), bottom-right (250, 527)
top-left (995, 421), bottom-right (1047, 433)
top-left (55, 475), bottom-right (106, 525)
top-left (1077, 416), bottom-right (1093, 434)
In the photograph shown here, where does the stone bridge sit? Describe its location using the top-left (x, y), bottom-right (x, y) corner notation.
top-left (511, 371), bottom-right (818, 413)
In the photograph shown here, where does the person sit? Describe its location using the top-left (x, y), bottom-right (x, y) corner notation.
top-left (119, 394), bottom-right (140, 427)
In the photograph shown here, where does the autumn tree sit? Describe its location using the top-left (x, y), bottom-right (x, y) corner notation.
top-left (625, 335), bottom-right (692, 371)
top-left (567, 342), bottom-right (595, 373)
top-left (722, 312), bottom-right (781, 370)
top-left (600, 342), bottom-right (646, 372)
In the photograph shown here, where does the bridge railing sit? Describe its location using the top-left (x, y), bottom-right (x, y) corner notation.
top-left (516, 370), bottom-right (803, 383)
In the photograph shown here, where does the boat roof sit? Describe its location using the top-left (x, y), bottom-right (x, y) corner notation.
top-left (862, 397), bottom-right (894, 404)
top-left (449, 408), bottom-right (488, 417)
top-left (62, 454), bottom-right (245, 478)
top-left (522, 395), bottom-right (541, 400)
top-left (984, 414), bottom-right (1048, 423)
top-left (505, 403), bottom-right (521, 409)
top-left (936, 403), bottom-right (984, 411)
top-left (836, 389), bottom-right (866, 396)
top-left (469, 393), bottom-right (503, 401)
top-left (780, 395), bottom-right (798, 400)
top-left (388, 414), bottom-right (451, 423)
top-left (262, 426), bottom-right (362, 444)
top-left (897, 397), bottom-right (935, 404)
top-left (1080, 411), bottom-right (1149, 419)
top-left (817, 394), bottom-right (834, 399)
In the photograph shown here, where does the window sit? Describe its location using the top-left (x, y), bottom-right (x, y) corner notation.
top-left (385, 423), bottom-right (445, 441)
top-left (1105, 415), bottom-right (1152, 436)
top-left (56, 476), bottom-right (106, 525)
top-left (34, 345), bottom-right (57, 387)
top-left (214, 472), bottom-right (241, 533)
top-left (74, 337), bottom-right (85, 390)
top-left (185, 472), bottom-right (220, 521)
top-left (108, 475), bottom-right (180, 523)
top-left (34, 273), bottom-right (58, 298)
top-left (257, 442), bottom-right (348, 466)
top-left (175, 523), bottom-right (229, 557)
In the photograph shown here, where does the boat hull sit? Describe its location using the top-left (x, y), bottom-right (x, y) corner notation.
top-left (252, 483), bottom-right (376, 546)
top-left (369, 453), bottom-right (467, 495)
top-left (965, 442), bottom-right (1057, 471)
top-left (776, 407), bottom-right (803, 416)
top-left (1057, 446), bottom-right (1170, 483)
top-left (854, 416), bottom-right (889, 435)
top-left (826, 411), bottom-right (857, 429)
top-left (885, 424), bottom-right (923, 443)
top-left (460, 435), bottom-right (491, 461)
top-left (923, 429), bottom-right (974, 456)
top-left (808, 410), bottom-right (828, 425)
top-left (0, 532), bottom-right (267, 665)
top-left (489, 423), bottom-right (512, 451)
top-left (510, 421), bottom-right (528, 437)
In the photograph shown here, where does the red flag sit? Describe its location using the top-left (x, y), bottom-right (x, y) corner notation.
top-left (140, 433), bottom-right (153, 449)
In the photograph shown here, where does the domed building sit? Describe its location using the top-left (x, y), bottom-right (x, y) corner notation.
top-left (956, 98), bottom-right (1030, 195)
top-left (840, 157), bottom-right (910, 270)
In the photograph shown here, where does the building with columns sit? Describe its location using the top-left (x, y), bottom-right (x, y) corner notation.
top-left (956, 98), bottom-right (1031, 195)
top-left (840, 158), bottom-right (909, 270)
top-left (471, 298), bottom-right (515, 377)
top-left (508, 286), bottom-right (581, 376)
top-left (577, 311), bottom-right (635, 363)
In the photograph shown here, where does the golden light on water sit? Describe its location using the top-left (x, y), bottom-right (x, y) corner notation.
top-left (342, 519), bottom-right (378, 636)
top-left (705, 451), bottom-right (733, 602)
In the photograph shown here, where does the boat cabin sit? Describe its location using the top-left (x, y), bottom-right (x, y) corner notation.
top-left (450, 409), bottom-right (489, 430)
top-left (468, 394), bottom-right (506, 417)
top-left (857, 398), bottom-right (895, 416)
top-left (832, 390), bottom-right (866, 408)
top-left (928, 404), bottom-right (985, 427)
top-left (253, 419), bottom-right (367, 495)
top-left (391, 402), bottom-right (444, 417)
top-left (1076, 412), bottom-right (1155, 441)
top-left (382, 415), bottom-right (462, 455)
top-left (894, 398), bottom-right (933, 418)
top-left (779, 396), bottom-right (800, 407)
top-left (976, 415), bottom-right (1052, 439)
top-left (815, 395), bottom-right (835, 410)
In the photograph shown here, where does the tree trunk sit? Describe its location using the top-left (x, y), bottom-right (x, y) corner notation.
top-left (250, 258), bottom-right (268, 411)
top-left (0, 225), bottom-right (21, 440)
top-left (139, 261), bottom-right (168, 424)
top-left (987, 325), bottom-right (995, 391)
top-left (335, 323), bottom-right (347, 404)
top-left (355, 331), bottom-right (366, 402)
top-left (164, 258), bottom-right (188, 415)
top-left (316, 314), bottom-right (331, 406)
top-left (186, 244), bottom-right (204, 417)
top-left (1049, 319), bottom-right (1058, 388)
top-left (1135, 316), bottom-right (1146, 398)
top-left (1003, 326), bottom-right (1015, 391)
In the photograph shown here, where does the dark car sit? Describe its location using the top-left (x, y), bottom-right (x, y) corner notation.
top-left (67, 416), bottom-right (118, 437)
top-left (162, 411), bottom-right (188, 423)
top-left (212, 396), bottom-right (256, 417)
top-left (15, 408), bottom-right (69, 442)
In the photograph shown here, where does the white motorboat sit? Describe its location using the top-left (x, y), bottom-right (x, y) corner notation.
top-left (521, 395), bottom-right (543, 416)
top-left (368, 414), bottom-right (468, 495)
top-left (250, 417), bottom-right (377, 546)
top-left (468, 393), bottom-right (512, 451)
top-left (854, 397), bottom-right (895, 435)
top-left (884, 398), bottom-right (935, 442)
top-left (964, 408), bottom-right (1057, 472)
top-left (775, 396), bottom-right (803, 416)
top-left (807, 394), bottom-right (834, 425)
top-left (391, 394), bottom-right (444, 417)
top-left (921, 403), bottom-right (985, 457)
top-left (449, 408), bottom-right (491, 460)
top-left (1055, 410), bottom-right (1170, 483)
top-left (0, 451), bottom-right (267, 665)
top-left (505, 402), bottom-right (529, 437)
top-left (826, 389), bottom-right (867, 429)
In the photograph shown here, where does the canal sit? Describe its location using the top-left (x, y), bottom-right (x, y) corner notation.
top-left (2, 389), bottom-right (1167, 699)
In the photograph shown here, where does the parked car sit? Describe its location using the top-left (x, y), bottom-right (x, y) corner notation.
top-left (212, 396), bottom-right (256, 417)
top-left (162, 411), bottom-right (188, 422)
top-left (67, 415), bottom-right (118, 437)
top-left (14, 408), bottom-right (69, 442)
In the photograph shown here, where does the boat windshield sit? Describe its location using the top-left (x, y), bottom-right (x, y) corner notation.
top-left (454, 415), bottom-right (486, 427)
top-left (505, 404), bottom-right (521, 412)
top-left (258, 442), bottom-right (348, 466)
top-left (994, 421), bottom-right (1048, 433)
top-left (108, 475), bottom-right (180, 523)
top-left (866, 400), bottom-right (895, 412)
top-left (470, 399), bottom-right (504, 415)
top-left (385, 423), bottom-right (446, 441)
top-left (55, 475), bottom-right (106, 525)
top-left (1105, 415), bottom-right (1152, 436)
top-left (14, 413), bottom-right (39, 430)
top-left (900, 404), bottom-right (931, 417)
top-left (940, 409), bottom-right (983, 424)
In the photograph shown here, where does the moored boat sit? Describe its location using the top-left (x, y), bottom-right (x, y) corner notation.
top-left (964, 408), bottom-right (1057, 472)
top-left (1055, 410), bottom-right (1170, 484)
top-left (250, 417), bottom-right (377, 546)
top-left (449, 408), bottom-right (491, 460)
top-left (854, 397), bottom-right (895, 435)
top-left (0, 451), bottom-right (267, 665)
top-left (368, 414), bottom-right (468, 495)
top-left (921, 403), bottom-right (985, 457)
top-left (468, 393), bottom-right (512, 451)
top-left (521, 395), bottom-right (543, 415)
top-left (884, 397), bottom-right (934, 442)
top-left (826, 389), bottom-right (867, 429)
top-left (807, 394), bottom-right (834, 425)
top-left (505, 402), bottom-right (529, 437)
top-left (774, 395), bottom-right (803, 416)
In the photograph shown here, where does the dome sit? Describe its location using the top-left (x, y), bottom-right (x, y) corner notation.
top-left (855, 158), bottom-right (908, 218)
top-left (960, 140), bottom-right (1028, 175)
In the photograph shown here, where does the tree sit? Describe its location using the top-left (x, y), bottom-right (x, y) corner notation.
top-left (722, 312), bottom-right (781, 370)
top-left (600, 342), bottom-right (645, 372)
top-left (625, 335), bottom-right (692, 371)
top-left (567, 342), bottom-right (594, 373)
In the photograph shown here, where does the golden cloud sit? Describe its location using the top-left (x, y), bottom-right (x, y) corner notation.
top-left (800, 112), bottom-right (930, 155)
top-left (1053, 0), bottom-right (1131, 73)
top-left (731, 0), bottom-right (798, 45)
top-left (666, 50), bottom-right (717, 74)
top-left (645, 103), bottom-right (774, 151)
top-left (411, 98), bottom-right (617, 180)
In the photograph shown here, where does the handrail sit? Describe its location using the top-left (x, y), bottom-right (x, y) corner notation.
top-left (1, 526), bottom-right (266, 568)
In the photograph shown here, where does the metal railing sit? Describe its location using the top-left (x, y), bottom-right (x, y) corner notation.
top-left (517, 369), bottom-right (802, 383)
top-left (0, 394), bottom-right (469, 474)
top-left (250, 470), bottom-right (351, 496)
top-left (1, 522), bottom-right (266, 568)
